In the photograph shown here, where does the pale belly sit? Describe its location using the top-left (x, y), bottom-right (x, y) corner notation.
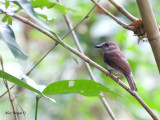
top-left (105, 63), bottom-right (123, 75)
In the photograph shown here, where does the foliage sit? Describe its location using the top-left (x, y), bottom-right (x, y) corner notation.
top-left (0, 0), bottom-right (160, 120)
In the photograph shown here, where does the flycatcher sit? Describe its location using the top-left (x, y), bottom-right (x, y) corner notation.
top-left (95, 41), bottom-right (138, 92)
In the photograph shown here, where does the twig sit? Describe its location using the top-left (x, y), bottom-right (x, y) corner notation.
top-left (0, 84), bottom-right (16, 99)
top-left (136, 0), bottom-right (160, 74)
top-left (4, 13), bottom-right (158, 119)
top-left (15, 100), bottom-right (27, 120)
top-left (0, 5), bottom-right (96, 99)
top-left (26, 43), bottom-right (58, 75)
top-left (0, 55), bottom-right (18, 120)
top-left (26, 5), bottom-right (97, 75)
top-left (58, 0), bottom-right (116, 119)
top-left (108, 0), bottom-right (138, 22)
top-left (90, 0), bottom-right (135, 30)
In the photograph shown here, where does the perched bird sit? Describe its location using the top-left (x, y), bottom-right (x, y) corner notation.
top-left (95, 41), bottom-right (138, 92)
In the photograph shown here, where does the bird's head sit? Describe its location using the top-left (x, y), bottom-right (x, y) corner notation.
top-left (95, 41), bottom-right (119, 52)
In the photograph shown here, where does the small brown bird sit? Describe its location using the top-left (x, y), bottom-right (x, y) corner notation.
top-left (95, 41), bottom-right (138, 92)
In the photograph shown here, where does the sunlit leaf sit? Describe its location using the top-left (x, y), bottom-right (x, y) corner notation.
top-left (10, 0), bottom-right (52, 31)
top-left (43, 80), bottom-right (111, 96)
top-left (0, 23), bottom-right (28, 60)
top-left (37, 13), bottom-right (55, 23)
top-left (5, 1), bottom-right (10, 8)
top-left (30, 0), bottom-right (76, 15)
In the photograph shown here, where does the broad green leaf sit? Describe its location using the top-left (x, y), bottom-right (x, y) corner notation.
top-left (43, 80), bottom-right (111, 96)
top-left (0, 23), bottom-right (28, 60)
top-left (0, 70), bottom-right (56, 102)
top-left (0, 70), bottom-right (42, 95)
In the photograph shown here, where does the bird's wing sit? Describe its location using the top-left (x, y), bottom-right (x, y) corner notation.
top-left (103, 50), bottom-right (132, 75)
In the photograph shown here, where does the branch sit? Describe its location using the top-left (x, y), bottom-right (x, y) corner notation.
top-left (136, 0), bottom-right (160, 73)
top-left (108, 0), bottom-right (138, 22)
top-left (0, 56), bottom-right (18, 120)
top-left (57, 0), bottom-right (116, 119)
top-left (26, 4), bottom-right (98, 75)
top-left (90, 0), bottom-right (135, 30)
top-left (5, 13), bottom-right (158, 119)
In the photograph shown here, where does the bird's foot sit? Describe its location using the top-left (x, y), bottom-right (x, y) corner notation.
top-left (117, 75), bottom-right (124, 79)
top-left (106, 70), bottom-right (112, 76)
top-left (116, 75), bottom-right (123, 83)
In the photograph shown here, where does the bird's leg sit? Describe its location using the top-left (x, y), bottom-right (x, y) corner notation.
top-left (106, 70), bottom-right (113, 76)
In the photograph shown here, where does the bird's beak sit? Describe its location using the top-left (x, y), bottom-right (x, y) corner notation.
top-left (95, 44), bottom-right (102, 48)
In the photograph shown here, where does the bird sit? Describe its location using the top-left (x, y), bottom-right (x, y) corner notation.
top-left (95, 41), bottom-right (138, 92)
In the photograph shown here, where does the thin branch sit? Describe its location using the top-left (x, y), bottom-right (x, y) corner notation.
top-left (0, 55), bottom-right (18, 120)
top-left (108, 0), bottom-right (138, 22)
top-left (58, 0), bottom-right (116, 119)
top-left (0, 5), bottom-right (97, 99)
top-left (0, 84), bottom-right (16, 99)
top-left (5, 13), bottom-right (158, 119)
top-left (90, 0), bottom-right (135, 30)
top-left (15, 99), bottom-right (27, 120)
top-left (26, 43), bottom-right (58, 75)
top-left (26, 5), bottom-right (97, 75)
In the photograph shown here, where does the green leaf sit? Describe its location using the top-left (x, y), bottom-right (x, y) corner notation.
top-left (37, 13), bottom-right (55, 23)
top-left (2, 15), bottom-right (8, 22)
top-left (7, 16), bottom-right (13, 25)
top-left (0, 70), bottom-right (42, 95)
top-left (10, 0), bottom-right (52, 31)
top-left (2, 15), bottom-right (13, 25)
top-left (0, 23), bottom-right (28, 60)
top-left (5, 1), bottom-right (10, 8)
top-left (30, 0), bottom-right (76, 15)
top-left (42, 80), bottom-right (111, 96)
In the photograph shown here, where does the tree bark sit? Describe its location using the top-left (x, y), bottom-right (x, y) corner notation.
top-left (136, 0), bottom-right (160, 73)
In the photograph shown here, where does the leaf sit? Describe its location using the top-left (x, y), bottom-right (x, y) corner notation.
top-left (30, 0), bottom-right (76, 15)
top-left (5, 1), bottom-right (10, 8)
top-left (0, 23), bottom-right (28, 60)
top-left (10, 0), bottom-right (52, 31)
top-left (2, 15), bottom-right (13, 25)
top-left (0, 70), bottom-right (56, 102)
top-left (42, 80), bottom-right (111, 96)
top-left (9, 0), bottom-right (65, 46)
top-left (0, 70), bottom-right (42, 95)
top-left (37, 13), bottom-right (55, 23)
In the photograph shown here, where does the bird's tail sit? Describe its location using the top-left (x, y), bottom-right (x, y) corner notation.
top-left (125, 73), bottom-right (138, 92)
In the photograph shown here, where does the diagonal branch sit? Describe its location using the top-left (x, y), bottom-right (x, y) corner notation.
top-left (57, 0), bottom-right (116, 119)
top-left (90, 0), bottom-right (135, 30)
top-left (4, 13), bottom-right (158, 119)
top-left (108, 0), bottom-right (138, 22)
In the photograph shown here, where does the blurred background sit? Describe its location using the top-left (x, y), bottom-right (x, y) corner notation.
top-left (0, 0), bottom-right (160, 119)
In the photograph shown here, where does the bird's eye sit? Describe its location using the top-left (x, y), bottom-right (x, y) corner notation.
top-left (106, 43), bottom-right (109, 47)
